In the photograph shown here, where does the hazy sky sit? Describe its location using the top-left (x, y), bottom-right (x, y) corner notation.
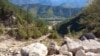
top-left (9, 0), bottom-right (88, 8)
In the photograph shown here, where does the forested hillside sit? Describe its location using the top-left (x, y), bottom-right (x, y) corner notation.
top-left (0, 0), bottom-right (48, 40)
top-left (21, 4), bottom-right (82, 19)
top-left (9, 0), bottom-right (87, 19)
top-left (57, 0), bottom-right (100, 38)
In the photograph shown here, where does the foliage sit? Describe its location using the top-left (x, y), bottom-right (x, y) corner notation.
top-left (79, 0), bottom-right (100, 37)
top-left (49, 31), bottom-right (61, 39)
top-left (0, 28), bottom-right (3, 35)
top-left (57, 0), bottom-right (100, 38)
top-left (17, 28), bottom-right (28, 39)
top-left (0, 0), bottom-right (49, 39)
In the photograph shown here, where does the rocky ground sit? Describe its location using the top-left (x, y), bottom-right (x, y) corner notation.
top-left (0, 34), bottom-right (100, 56)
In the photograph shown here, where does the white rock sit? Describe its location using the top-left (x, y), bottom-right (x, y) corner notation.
top-left (64, 36), bottom-right (73, 43)
top-left (86, 52), bottom-right (100, 56)
top-left (67, 41), bottom-right (82, 53)
top-left (75, 49), bottom-right (86, 56)
top-left (60, 45), bottom-right (73, 56)
top-left (81, 40), bottom-right (100, 53)
top-left (21, 42), bottom-right (48, 56)
top-left (59, 45), bottom-right (68, 55)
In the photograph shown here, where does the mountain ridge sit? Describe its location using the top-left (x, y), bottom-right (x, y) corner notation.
top-left (8, 0), bottom-right (87, 8)
top-left (20, 4), bottom-right (83, 19)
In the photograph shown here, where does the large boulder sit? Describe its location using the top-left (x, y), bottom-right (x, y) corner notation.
top-left (81, 40), bottom-right (100, 53)
top-left (64, 37), bottom-right (100, 53)
top-left (75, 49), bottom-right (86, 56)
top-left (60, 45), bottom-right (73, 56)
top-left (62, 37), bottom-right (82, 53)
top-left (79, 32), bottom-right (97, 41)
top-left (59, 45), bottom-right (68, 55)
top-left (67, 41), bottom-right (82, 53)
top-left (21, 42), bottom-right (48, 56)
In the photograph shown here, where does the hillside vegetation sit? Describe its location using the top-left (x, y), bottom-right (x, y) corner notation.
top-left (0, 0), bottom-right (49, 40)
top-left (21, 4), bottom-right (82, 19)
top-left (57, 0), bottom-right (100, 38)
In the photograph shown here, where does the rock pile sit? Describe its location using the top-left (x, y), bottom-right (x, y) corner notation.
top-left (59, 36), bottom-right (100, 56)
top-left (0, 36), bottom-right (100, 56)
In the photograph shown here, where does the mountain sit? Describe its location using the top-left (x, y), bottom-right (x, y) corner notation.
top-left (8, 0), bottom-right (87, 7)
top-left (8, 0), bottom-right (87, 19)
top-left (21, 4), bottom-right (83, 19)
top-left (0, 0), bottom-right (49, 39)
top-left (57, 0), bottom-right (100, 38)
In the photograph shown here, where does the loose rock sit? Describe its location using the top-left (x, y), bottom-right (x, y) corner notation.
top-left (21, 42), bottom-right (48, 56)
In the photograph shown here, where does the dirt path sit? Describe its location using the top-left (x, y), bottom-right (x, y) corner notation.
top-left (0, 33), bottom-right (51, 50)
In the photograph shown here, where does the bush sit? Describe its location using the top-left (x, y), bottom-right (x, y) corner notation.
top-left (32, 29), bottom-right (42, 39)
top-left (0, 28), bottom-right (3, 35)
top-left (27, 29), bottom-right (33, 38)
top-left (17, 28), bottom-right (28, 39)
top-left (49, 31), bottom-right (60, 39)
top-left (40, 26), bottom-right (49, 35)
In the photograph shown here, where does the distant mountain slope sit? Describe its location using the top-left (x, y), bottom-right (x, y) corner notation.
top-left (21, 4), bottom-right (83, 19)
top-left (57, 13), bottom-right (85, 35)
top-left (8, 0), bottom-right (87, 19)
top-left (0, 0), bottom-right (49, 39)
top-left (9, 0), bottom-right (87, 7)
top-left (57, 0), bottom-right (100, 38)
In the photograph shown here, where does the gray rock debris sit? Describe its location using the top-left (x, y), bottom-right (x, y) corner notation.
top-left (21, 42), bottom-right (48, 56)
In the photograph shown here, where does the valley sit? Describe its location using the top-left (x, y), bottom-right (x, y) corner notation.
top-left (0, 0), bottom-right (100, 56)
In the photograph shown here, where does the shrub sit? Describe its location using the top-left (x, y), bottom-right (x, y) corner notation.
top-left (0, 28), bottom-right (3, 35)
top-left (32, 29), bottom-right (42, 39)
top-left (49, 31), bottom-right (60, 39)
top-left (17, 28), bottom-right (28, 39)
top-left (40, 26), bottom-right (49, 35)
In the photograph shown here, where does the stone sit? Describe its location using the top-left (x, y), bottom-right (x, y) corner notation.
top-left (79, 32), bottom-right (96, 41)
top-left (67, 41), bottom-right (82, 53)
top-left (21, 42), bottom-right (48, 56)
top-left (47, 42), bottom-right (60, 55)
top-left (86, 52), bottom-right (100, 56)
top-left (59, 45), bottom-right (68, 55)
top-left (64, 36), bottom-right (73, 43)
top-left (60, 45), bottom-right (73, 56)
top-left (29, 52), bottom-right (39, 56)
top-left (75, 49), bottom-right (86, 56)
top-left (62, 37), bottom-right (83, 53)
top-left (81, 40), bottom-right (100, 53)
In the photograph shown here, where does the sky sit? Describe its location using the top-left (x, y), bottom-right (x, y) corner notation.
top-left (8, 0), bottom-right (88, 8)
